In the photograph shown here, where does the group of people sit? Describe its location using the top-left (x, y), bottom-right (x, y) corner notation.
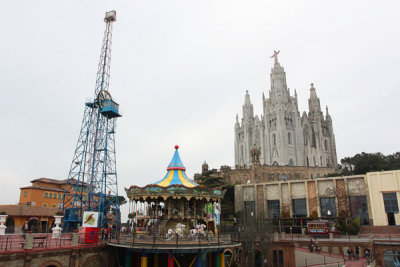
top-left (100, 225), bottom-right (113, 241)
top-left (346, 246), bottom-right (360, 260)
top-left (346, 246), bottom-right (372, 263)
top-left (308, 239), bottom-right (320, 253)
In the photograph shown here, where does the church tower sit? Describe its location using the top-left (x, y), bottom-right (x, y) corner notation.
top-left (234, 51), bottom-right (337, 168)
top-left (234, 91), bottom-right (262, 167)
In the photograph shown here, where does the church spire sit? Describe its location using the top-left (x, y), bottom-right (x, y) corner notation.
top-left (326, 105), bottom-right (332, 121)
top-left (308, 83), bottom-right (322, 115)
top-left (269, 50), bottom-right (289, 103)
top-left (244, 90), bottom-right (251, 106)
top-left (242, 90), bottom-right (254, 120)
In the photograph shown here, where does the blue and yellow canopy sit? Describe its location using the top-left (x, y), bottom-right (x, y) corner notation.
top-left (154, 146), bottom-right (198, 188)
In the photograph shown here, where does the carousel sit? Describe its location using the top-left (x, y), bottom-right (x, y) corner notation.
top-left (125, 145), bottom-right (224, 242)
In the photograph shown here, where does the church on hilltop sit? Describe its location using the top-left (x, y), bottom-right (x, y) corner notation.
top-left (234, 51), bottom-right (338, 168)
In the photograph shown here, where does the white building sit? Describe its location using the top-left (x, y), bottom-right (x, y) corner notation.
top-left (234, 52), bottom-right (337, 168)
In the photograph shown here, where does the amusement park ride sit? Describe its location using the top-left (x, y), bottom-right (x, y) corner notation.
top-left (60, 10), bottom-right (121, 231)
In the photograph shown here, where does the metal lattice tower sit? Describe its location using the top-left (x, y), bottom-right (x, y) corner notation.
top-left (61, 10), bottom-right (121, 230)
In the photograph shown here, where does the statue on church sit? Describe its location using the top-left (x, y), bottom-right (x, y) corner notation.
top-left (250, 144), bottom-right (261, 164)
top-left (270, 50), bottom-right (280, 64)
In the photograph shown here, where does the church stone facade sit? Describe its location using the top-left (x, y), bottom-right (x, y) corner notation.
top-left (234, 53), bottom-right (337, 168)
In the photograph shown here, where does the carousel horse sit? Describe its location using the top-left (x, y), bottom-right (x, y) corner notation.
top-left (189, 224), bottom-right (207, 239)
top-left (165, 223), bottom-right (186, 240)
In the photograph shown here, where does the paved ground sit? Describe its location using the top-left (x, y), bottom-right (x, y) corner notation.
top-left (295, 248), bottom-right (370, 267)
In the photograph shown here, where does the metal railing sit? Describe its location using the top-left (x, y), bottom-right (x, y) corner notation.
top-left (271, 232), bottom-right (400, 243)
top-left (0, 232), bottom-right (104, 253)
top-left (109, 231), bottom-right (241, 248)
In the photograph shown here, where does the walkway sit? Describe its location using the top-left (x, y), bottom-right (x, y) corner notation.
top-left (295, 247), bottom-right (370, 267)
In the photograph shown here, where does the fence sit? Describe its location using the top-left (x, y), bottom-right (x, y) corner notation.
top-left (110, 231), bottom-right (240, 248)
top-left (0, 232), bottom-right (104, 253)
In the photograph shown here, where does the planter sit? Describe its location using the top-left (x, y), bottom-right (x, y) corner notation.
top-left (52, 215), bottom-right (63, 238)
top-left (0, 214), bottom-right (8, 235)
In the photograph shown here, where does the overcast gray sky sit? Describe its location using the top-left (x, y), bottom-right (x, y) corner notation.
top-left (1, 1), bottom-right (399, 219)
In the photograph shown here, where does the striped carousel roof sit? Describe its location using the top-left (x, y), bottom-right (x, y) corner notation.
top-left (154, 145), bottom-right (199, 188)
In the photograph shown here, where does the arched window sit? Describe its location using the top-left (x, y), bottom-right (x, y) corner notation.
top-left (289, 159), bottom-right (294, 166)
top-left (288, 132), bottom-right (292, 145)
top-left (306, 157), bottom-right (309, 167)
top-left (273, 134), bottom-right (276, 146)
top-left (311, 128), bottom-right (317, 147)
top-left (324, 140), bottom-right (328, 151)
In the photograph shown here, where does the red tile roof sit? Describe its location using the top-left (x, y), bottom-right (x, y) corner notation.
top-left (19, 186), bottom-right (64, 192)
top-left (30, 178), bottom-right (87, 186)
top-left (0, 205), bottom-right (58, 217)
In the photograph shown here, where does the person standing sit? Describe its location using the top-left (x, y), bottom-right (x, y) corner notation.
top-left (355, 246), bottom-right (360, 260)
top-left (347, 248), bottom-right (352, 260)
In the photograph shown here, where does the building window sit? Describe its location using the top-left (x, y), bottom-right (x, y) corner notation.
top-left (273, 250), bottom-right (284, 266)
top-left (49, 193), bottom-right (53, 198)
top-left (313, 156), bottom-right (316, 166)
top-left (23, 191), bottom-right (28, 197)
top-left (349, 196), bottom-right (369, 225)
top-left (324, 139), bottom-right (328, 151)
top-left (320, 197), bottom-right (337, 217)
top-left (267, 200), bottom-right (280, 219)
top-left (273, 134), bottom-right (276, 146)
top-left (383, 193), bottom-right (399, 212)
top-left (244, 201), bottom-right (255, 217)
top-left (53, 193), bottom-right (57, 199)
top-left (42, 203), bottom-right (47, 207)
top-left (58, 193), bottom-right (61, 199)
top-left (289, 159), bottom-right (294, 166)
top-left (288, 132), bottom-right (291, 145)
top-left (52, 204), bottom-right (56, 208)
top-left (44, 192), bottom-right (48, 198)
top-left (292, 198), bottom-right (307, 217)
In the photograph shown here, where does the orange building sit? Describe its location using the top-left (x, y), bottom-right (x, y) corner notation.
top-left (0, 205), bottom-right (57, 233)
top-left (0, 178), bottom-right (89, 233)
top-left (19, 178), bottom-right (88, 209)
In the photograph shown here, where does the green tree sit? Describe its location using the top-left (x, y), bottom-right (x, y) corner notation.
top-left (340, 152), bottom-right (400, 175)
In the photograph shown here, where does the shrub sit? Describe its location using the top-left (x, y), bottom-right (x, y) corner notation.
top-left (347, 217), bottom-right (361, 235)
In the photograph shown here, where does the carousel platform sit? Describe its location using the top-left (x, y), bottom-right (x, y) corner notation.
top-left (107, 233), bottom-right (241, 253)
